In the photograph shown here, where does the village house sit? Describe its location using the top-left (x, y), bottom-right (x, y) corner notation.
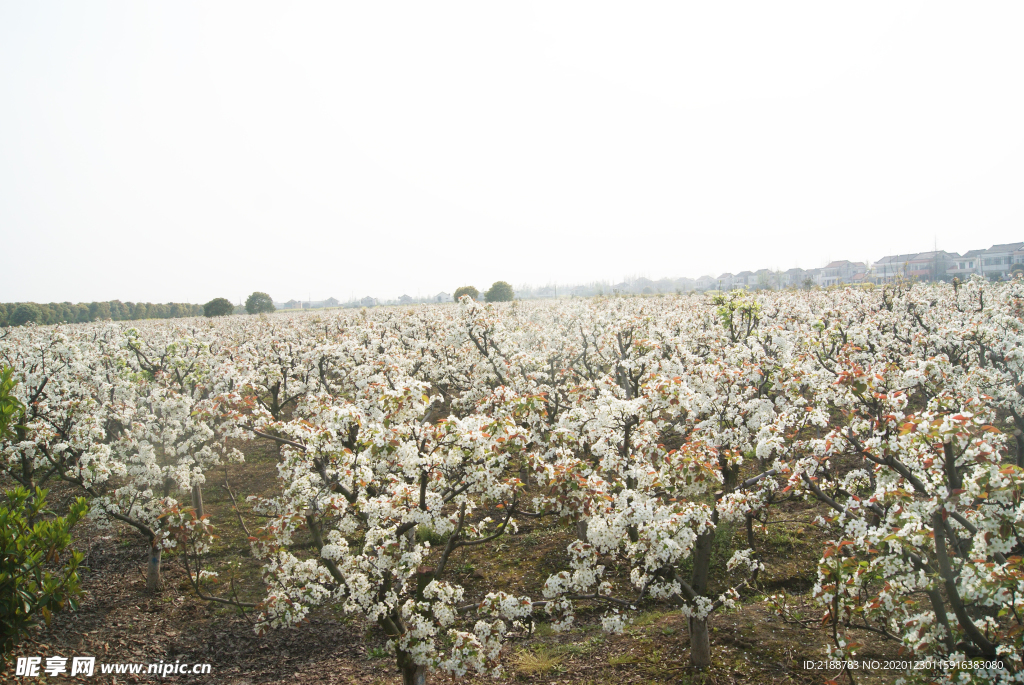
top-left (906, 251), bottom-right (957, 282)
top-left (982, 242), bottom-right (1024, 280)
top-left (654, 278), bottom-right (675, 293)
top-left (632, 277), bottom-right (656, 294)
top-left (280, 240), bottom-right (1023, 306)
top-left (947, 250), bottom-right (985, 279)
top-left (872, 254), bottom-right (918, 283)
top-left (570, 285), bottom-right (592, 297)
top-left (732, 270), bottom-right (754, 288)
top-left (752, 268), bottom-right (778, 289)
top-left (675, 277), bottom-right (696, 291)
top-left (819, 261), bottom-right (867, 287)
top-left (783, 268), bottom-right (809, 288)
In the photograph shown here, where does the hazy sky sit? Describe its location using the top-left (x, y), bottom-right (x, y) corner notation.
top-left (2, 2), bottom-right (1022, 304)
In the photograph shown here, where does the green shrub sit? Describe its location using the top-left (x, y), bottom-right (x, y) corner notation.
top-left (0, 365), bottom-right (88, 659)
top-left (416, 525), bottom-right (448, 546)
top-left (0, 488), bottom-right (88, 659)
top-left (0, 367), bottom-right (21, 440)
top-left (453, 286), bottom-right (479, 301)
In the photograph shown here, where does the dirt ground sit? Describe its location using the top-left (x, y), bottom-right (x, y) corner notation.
top-left (3, 441), bottom-right (902, 685)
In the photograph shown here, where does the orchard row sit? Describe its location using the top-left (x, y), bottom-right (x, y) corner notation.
top-left (2, 278), bottom-right (1022, 684)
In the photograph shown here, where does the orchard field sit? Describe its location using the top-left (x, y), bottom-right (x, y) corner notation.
top-left (2, 279), bottom-right (1023, 685)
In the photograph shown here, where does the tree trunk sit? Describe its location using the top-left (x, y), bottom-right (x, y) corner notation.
top-left (402, 663), bottom-right (426, 685)
top-left (688, 615), bottom-right (712, 670)
top-left (688, 506), bottom-right (716, 670)
top-left (721, 462), bottom-right (739, 491)
top-left (147, 542), bottom-right (163, 592)
top-left (397, 646), bottom-right (427, 685)
top-left (191, 483), bottom-right (204, 519)
top-left (576, 519), bottom-right (588, 542)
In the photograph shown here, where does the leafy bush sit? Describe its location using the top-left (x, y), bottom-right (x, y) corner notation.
top-left (0, 367), bottom-right (21, 439)
top-left (1, 365), bottom-right (88, 658)
top-left (0, 488), bottom-right (88, 659)
top-left (453, 285), bottom-right (479, 301)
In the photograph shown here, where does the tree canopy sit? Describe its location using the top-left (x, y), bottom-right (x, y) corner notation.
top-left (245, 292), bottom-right (276, 315)
top-left (0, 301), bottom-right (202, 327)
top-left (8, 304), bottom-right (40, 327)
top-left (453, 285), bottom-right (479, 301)
top-left (203, 298), bottom-right (234, 318)
top-left (484, 281), bottom-right (515, 302)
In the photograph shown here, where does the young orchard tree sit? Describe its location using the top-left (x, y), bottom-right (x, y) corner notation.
top-left (389, 307), bottom-right (482, 415)
top-left (2, 323), bottom-right (243, 592)
top-left (247, 373), bottom-right (536, 685)
top-left (230, 318), bottom-right (317, 429)
top-left (123, 325), bottom-right (247, 510)
top-left (117, 326), bottom-right (247, 587)
top-left (455, 297), bottom-right (599, 489)
top-left (970, 278), bottom-right (1024, 467)
top-left (762, 282), bottom-right (1024, 681)
top-left (528, 295), bottom-right (794, 670)
top-left (0, 364), bottom-right (90, 655)
top-left (0, 328), bottom-right (84, 495)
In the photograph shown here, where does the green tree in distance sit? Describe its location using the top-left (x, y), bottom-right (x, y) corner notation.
top-left (453, 285), bottom-right (479, 301)
top-left (245, 292), bottom-right (275, 315)
top-left (9, 304), bottom-right (40, 327)
top-left (202, 298), bottom-right (234, 317)
top-left (484, 281), bottom-right (515, 302)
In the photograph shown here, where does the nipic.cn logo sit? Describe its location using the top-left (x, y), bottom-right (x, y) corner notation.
top-left (16, 656), bottom-right (95, 677)
top-left (14, 655), bottom-right (212, 678)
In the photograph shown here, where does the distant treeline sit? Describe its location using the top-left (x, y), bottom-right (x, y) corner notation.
top-left (0, 301), bottom-right (204, 327)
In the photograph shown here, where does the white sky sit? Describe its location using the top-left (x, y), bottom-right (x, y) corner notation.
top-left (2, 2), bottom-right (1022, 304)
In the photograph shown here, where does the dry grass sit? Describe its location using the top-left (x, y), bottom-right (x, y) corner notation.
top-left (513, 646), bottom-right (565, 675)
